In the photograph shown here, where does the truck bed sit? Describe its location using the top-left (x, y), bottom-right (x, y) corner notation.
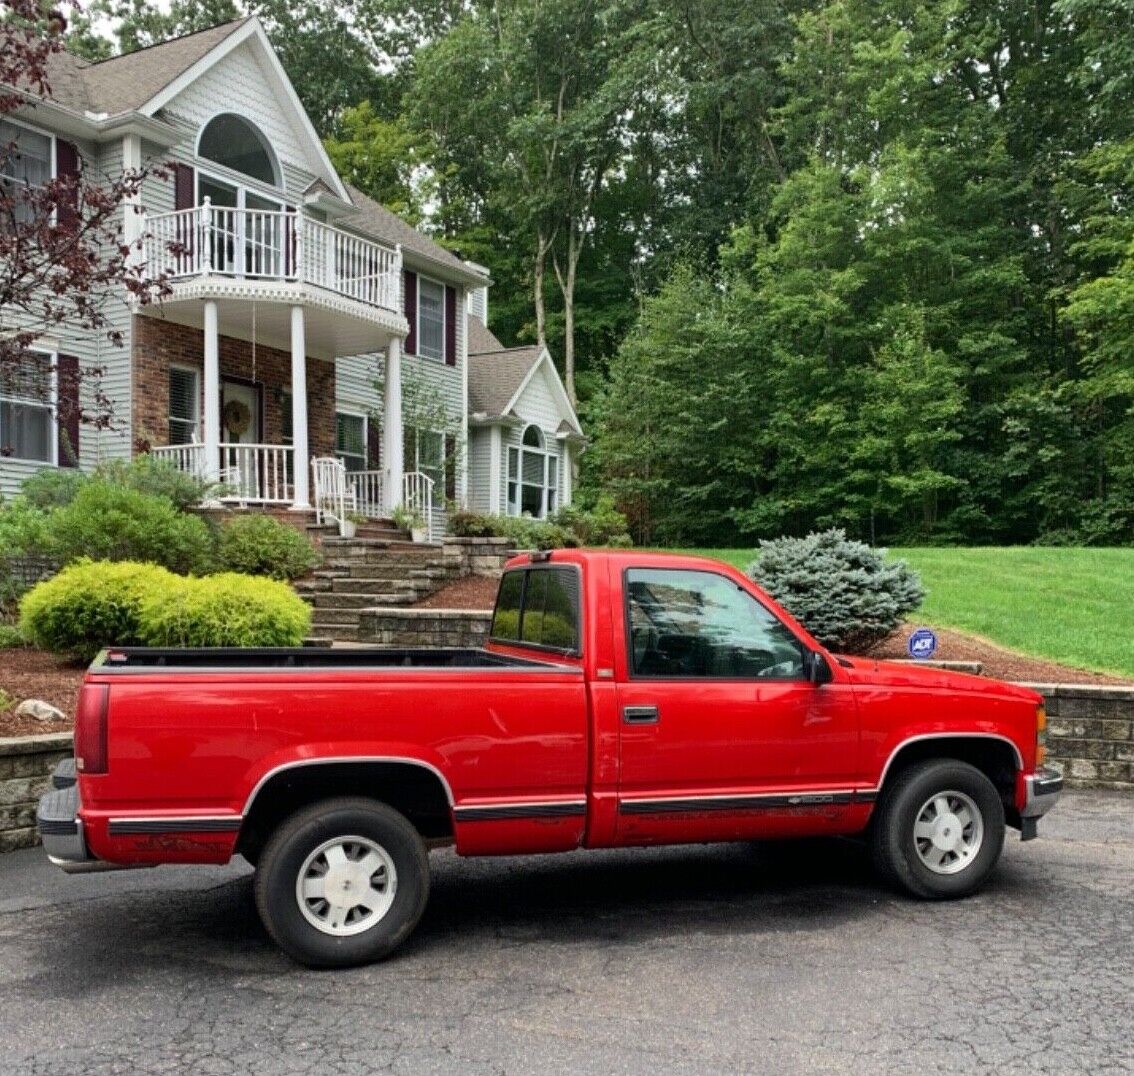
top-left (92, 647), bottom-right (559, 673)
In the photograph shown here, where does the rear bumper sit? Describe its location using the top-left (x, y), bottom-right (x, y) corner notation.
top-left (1019, 765), bottom-right (1063, 840)
top-left (36, 761), bottom-right (144, 874)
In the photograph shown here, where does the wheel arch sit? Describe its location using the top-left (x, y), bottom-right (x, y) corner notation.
top-left (237, 758), bottom-right (455, 861)
top-left (874, 733), bottom-right (1022, 811)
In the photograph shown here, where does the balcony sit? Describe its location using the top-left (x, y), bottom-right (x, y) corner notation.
top-left (139, 202), bottom-right (405, 358)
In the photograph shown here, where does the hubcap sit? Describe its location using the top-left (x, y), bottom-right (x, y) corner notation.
top-left (913, 791), bottom-right (984, 875)
top-left (295, 836), bottom-right (397, 937)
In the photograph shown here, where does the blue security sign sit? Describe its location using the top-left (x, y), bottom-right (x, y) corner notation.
top-left (907, 627), bottom-right (938, 660)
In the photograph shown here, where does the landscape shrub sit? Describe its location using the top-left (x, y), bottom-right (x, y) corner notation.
top-left (0, 499), bottom-right (52, 558)
top-left (44, 481), bottom-right (213, 574)
top-left (19, 560), bottom-right (178, 663)
top-left (138, 573), bottom-right (311, 648)
top-left (0, 623), bottom-right (26, 648)
top-left (748, 528), bottom-right (924, 653)
top-left (214, 515), bottom-right (320, 581)
top-left (550, 495), bottom-right (633, 547)
top-left (97, 455), bottom-right (213, 512)
top-left (20, 468), bottom-right (87, 510)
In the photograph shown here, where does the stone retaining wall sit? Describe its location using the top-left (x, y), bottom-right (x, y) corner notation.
top-left (0, 732), bottom-right (72, 852)
top-left (1023, 684), bottom-right (1134, 790)
top-left (441, 537), bottom-right (515, 577)
top-left (358, 608), bottom-right (492, 649)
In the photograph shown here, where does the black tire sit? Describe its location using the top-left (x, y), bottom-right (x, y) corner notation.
top-left (870, 759), bottom-right (1005, 899)
top-left (254, 797), bottom-right (430, 968)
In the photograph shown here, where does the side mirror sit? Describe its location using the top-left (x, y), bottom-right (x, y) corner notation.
top-left (807, 650), bottom-right (833, 686)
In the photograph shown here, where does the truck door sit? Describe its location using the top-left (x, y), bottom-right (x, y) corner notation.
top-left (614, 565), bottom-right (860, 844)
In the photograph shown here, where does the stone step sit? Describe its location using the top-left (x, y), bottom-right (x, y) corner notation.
top-left (330, 578), bottom-right (418, 596)
top-left (317, 564), bottom-right (441, 581)
top-left (309, 608), bottom-right (364, 626)
top-left (310, 593), bottom-right (413, 610)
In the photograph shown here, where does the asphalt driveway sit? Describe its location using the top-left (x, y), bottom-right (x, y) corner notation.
top-left (1, 790), bottom-right (1131, 1075)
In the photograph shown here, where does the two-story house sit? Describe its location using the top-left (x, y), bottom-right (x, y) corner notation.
top-left (1, 17), bottom-right (582, 529)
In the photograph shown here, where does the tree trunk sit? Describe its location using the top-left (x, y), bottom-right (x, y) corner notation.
top-left (554, 228), bottom-right (582, 405)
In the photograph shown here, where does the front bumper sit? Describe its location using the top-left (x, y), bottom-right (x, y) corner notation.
top-left (1019, 765), bottom-right (1064, 840)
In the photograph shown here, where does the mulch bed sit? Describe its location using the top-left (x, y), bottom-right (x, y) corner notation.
top-left (413, 575), bottom-right (499, 610)
top-left (0, 647), bottom-right (83, 737)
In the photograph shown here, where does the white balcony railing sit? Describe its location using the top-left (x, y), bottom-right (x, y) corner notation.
top-left (142, 201), bottom-right (401, 313)
top-left (151, 442), bottom-right (294, 505)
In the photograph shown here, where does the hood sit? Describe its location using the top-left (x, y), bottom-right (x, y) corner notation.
top-left (835, 655), bottom-right (1044, 704)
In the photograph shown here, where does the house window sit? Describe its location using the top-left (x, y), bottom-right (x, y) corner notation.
top-left (404, 427), bottom-right (444, 490)
top-left (417, 277), bottom-right (445, 361)
top-left (507, 425), bottom-right (556, 519)
top-left (1, 118), bottom-right (52, 225)
top-left (168, 366), bottom-right (200, 445)
top-left (0, 350), bottom-right (54, 463)
top-left (197, 114), bottom-right (281, 188)
top-left (336, 412), bottom-right (367, 473)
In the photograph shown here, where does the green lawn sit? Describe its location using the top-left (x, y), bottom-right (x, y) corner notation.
top-left (680, 547), bottom-right (1134, 678)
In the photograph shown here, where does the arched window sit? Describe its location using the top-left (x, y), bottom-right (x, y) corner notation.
top-left (508, 425), bottom-right (558, 518)
top-left (197, 114), bottom-right (280, 188)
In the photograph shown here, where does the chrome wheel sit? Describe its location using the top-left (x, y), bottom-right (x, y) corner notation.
top-left (913, 791), bottom-right (984, 875)
top-left (295, 835), bottom-right (397, 937)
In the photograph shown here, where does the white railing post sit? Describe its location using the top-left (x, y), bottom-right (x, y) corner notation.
top-left (293, 207), bottom-right (304, 282)
top-left (201, 197), bottom-right (212, 274)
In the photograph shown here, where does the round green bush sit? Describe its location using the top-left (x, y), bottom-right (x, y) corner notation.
top-left (96, 455), bottom-right (213, 512)
top-left (748, 528), bottom-right (925, 653)
top-left (139, 573), bottom-right (311, 648)
top-left (19, 560), bottom-right (179, 663)
top-left (214, 515), bottom-right (321, 581)
top-left (20, 468), bottom-right (88, 510)
top-left (44, 480), bottom-right (213, 574)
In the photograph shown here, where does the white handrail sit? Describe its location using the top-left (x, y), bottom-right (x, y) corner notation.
top-left (141, 205), bottom-right (401, 313)
top-left (403, 471), bottom-right (435, 542)
top-left (150, 442), bottom-right (293, 505)
top-left (348, 470), bottom-right (387, 519)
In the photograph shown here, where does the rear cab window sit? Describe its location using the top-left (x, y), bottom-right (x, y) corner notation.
top-left (490, 566), bottom-right (581, 655)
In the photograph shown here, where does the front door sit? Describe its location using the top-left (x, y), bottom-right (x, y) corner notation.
top-left (614, 565), bottom-right (860, 844)
top-left (220, 380), bottom-right (262, 500)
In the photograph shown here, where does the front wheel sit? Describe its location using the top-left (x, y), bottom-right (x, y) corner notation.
top-left (254, 797), bottom-right (430, 967)
top-left (871, 760), bottom-right (1005, 899)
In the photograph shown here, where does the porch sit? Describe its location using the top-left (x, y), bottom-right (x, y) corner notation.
top-left (134, 203), bottom-right (414, 520)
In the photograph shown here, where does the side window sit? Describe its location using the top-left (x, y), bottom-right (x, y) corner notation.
top-left (490, 567), bottom-right (580, 652)
top-left (626, 568), bottom-right (805, 679)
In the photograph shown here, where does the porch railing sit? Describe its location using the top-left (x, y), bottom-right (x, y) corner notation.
top-left (142, 202), bottom-right (401, 313)
top-left (403, 471), bottom-right (435, 542)
top-left (150, 442), bottom-right (294, 505)
top-left (349, 470), bottom-right (386, 519)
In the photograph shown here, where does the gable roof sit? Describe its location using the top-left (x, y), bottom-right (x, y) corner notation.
top-left (466, 316), bottom-right (583, 435)
top-left (37, 20), bottom-right (251, 118)
top-left (340, 184), bottom-right (488, 285)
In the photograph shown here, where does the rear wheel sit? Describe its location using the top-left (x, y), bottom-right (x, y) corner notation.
top-left (871, 759), bottom-right (1005, 899)
top-left (254, 797), bottom-right (430, 967)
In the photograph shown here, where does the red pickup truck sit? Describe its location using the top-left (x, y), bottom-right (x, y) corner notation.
top-left (38, 549), bottom-right (1061, 967)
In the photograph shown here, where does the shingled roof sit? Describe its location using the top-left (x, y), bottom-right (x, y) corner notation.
top-left (40, 19), bottom-right (253, 117)
top-left (465, 316), bottom-right (543, 419)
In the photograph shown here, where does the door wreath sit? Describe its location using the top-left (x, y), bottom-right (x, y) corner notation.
top-left (223, 398), bottom-right (251, 439)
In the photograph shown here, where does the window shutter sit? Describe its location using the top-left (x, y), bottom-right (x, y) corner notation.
top-left (367, 420), bottom-right (381, 469)
top-left (444, 285), bottom-right (457, 366)
top-left (445, 434), bottom-right (456, 500)
top-left (56, 354), bottom-right (81, 467)
top-left (403, 270), bottom-right (417, 355)
top-left (174, 163), bottom-right (195, 211)
top-left (55, 140), bottom-right (80, 229)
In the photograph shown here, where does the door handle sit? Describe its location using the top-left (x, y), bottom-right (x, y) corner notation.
top-left (622, 705), bottom-right (659, 725)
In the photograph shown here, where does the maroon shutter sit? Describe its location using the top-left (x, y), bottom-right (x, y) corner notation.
top-left (367, 421), bottom-right (382, 469)
top-left (55, 140), bottom-right (80, 229)
top-left (174, 163), bottom-right (195, 210)
top-left (403, 270), bottom-right (418, 355)
top-left (445, 285), bottom-right (457, 366)
top-left (284, 205), bottom-right (297, 276)
top-left (444, 434), bottom-right (456, 501)
top-left (56, 354), bottom-right (80, 467)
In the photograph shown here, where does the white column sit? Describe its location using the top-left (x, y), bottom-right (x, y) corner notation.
top-left (488, 425), bottom-right (502, 515)
top-left (561, 443), bottom-right (573, 506)
top-left (383, 336), bottom-right (404, 511)
top-left (121, 134), bottom-right (143, 259)
top-left (290, 305), bottom-right (310, 509)
top-left (202, 300), bottom-right (220, 480)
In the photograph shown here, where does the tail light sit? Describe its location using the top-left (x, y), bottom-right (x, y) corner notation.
top-left (1036, 704), bottom-right (1047, 767)
top-left (75, 684), bottom-right (110, 775)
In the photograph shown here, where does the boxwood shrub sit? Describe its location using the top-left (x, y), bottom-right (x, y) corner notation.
top-left (748, 528), bottom-right (924, 653)
top-left (139, 573), bottom-right (311, 648)
top-left (19, 560), bottom-right (178, 663)
top-left (214, 515), bottom-right (320, 581)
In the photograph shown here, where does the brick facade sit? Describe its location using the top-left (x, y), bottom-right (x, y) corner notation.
top-left (131, 315), bottom-right (336, 459)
